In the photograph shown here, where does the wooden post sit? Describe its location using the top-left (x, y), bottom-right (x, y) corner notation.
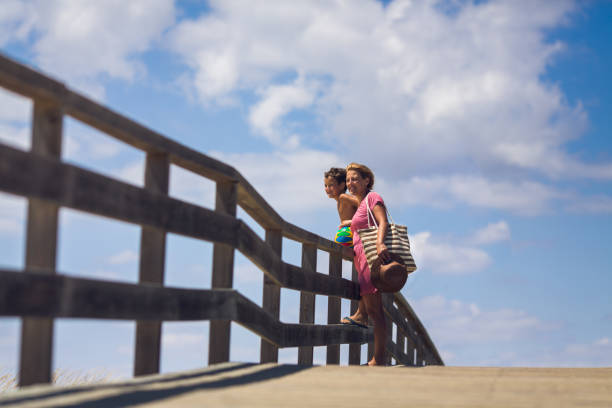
top-left (348, 264), bottom-right (361, 365)
top-left (382, 293), bottom-right (393, 365)
top-left (406, 338), bottom-right (416, 366)
top-left (326, 252), bottom-right (342, 364)
top-left (208, 180), bottom-right (237, 365)
top-left (134, 152), bottom-right (169, 376)
top-left (260, 229), bottom-right (282, 363)
top-left (19, 100), bottom-right (63, 387)
top-left (297, 243), bottom-right (316, 365)
top-left (396, 329), bottom-right (406, 366)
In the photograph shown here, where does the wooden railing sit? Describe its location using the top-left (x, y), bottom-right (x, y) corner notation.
top-left (0, 53), bottom-right (443, 387)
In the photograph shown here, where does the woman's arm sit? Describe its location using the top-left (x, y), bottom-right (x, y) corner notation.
top-left (372, 203), bottom-right (391, 263)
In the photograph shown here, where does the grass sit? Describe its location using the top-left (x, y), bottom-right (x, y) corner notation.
top-left (1, 368), bottom-right (117, 393)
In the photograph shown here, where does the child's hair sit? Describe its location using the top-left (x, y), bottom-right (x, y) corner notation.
top-left (324, 167), bottom-right (347, 192)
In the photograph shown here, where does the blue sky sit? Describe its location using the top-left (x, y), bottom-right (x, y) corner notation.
top-left (1, 0), bottom-right (611, 378)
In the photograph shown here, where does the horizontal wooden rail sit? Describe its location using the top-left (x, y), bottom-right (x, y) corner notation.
top-left (0, 269), bottom-right (369, 348)
top-left (0, 53), bottom-right (344, 256)
top-left (0, 51), bottom-right (442, 382)
top-left (393, 293), bottom-right (443, 364)
top-left (0, 144), bottom-right (359, 300)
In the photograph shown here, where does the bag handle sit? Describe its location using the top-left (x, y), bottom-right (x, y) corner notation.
top-left (365, 192), bottom-right (395, 229)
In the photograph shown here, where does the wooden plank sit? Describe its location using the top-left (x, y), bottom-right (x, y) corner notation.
top-left (19, 100), bottom-right (62, 387)
top-left (0, 145), bottom-right (362, 301)
top-left (235, 221), bottom-right (360, 300)
top-left (209, 181), bottom-right (238, 365)
top-left (134, 153), bottom-right (170, 377)
top-left (4, 365), bottom-right (612, 408)
top-left (0, 270), bottom-right (372, 349)
top-left (235, 175), bottom-right (283, 230)
top-left (0, 53), bottom-right (236, 184)
top-left (382, 293), bottom-right (394, 365)
top-left (298, 244), bottom-right (317, 365)
top-left (393, 293), bottom-right (443, 365)
top-left (396, 331), bottom-right (406, 366)
top-left (260, 229), bottom-right (282, 363)
top-left (348, 263), bottom-right (361, 365)
top-left (0, 53), bottom-right (67, 103)
top-left (0, 144), bottom-right (240, 246)
top-left (326, 252), bottom-right (342, 364)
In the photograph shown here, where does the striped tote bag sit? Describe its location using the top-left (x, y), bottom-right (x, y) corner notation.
top-left (357, 194), bottom-right (417, 273)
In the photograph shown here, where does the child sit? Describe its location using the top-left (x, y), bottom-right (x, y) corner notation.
top-left (324, 167), bottom-right (359, 247)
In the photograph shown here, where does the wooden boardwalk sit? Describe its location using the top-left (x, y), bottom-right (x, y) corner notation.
top-left (1, 363), bottom-right (611, 407)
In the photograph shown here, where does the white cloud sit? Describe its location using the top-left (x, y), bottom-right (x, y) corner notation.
top-left (2, 0), bottom-right (175, 99)
top-left (413, 294), bottom-right (549, 346)
top-left (379, 175), bottom-right (567, 215)
top-left (166, 0), bottom-right (607, 183)
top-left (468, 221), bottom-right (511, 245)
top-left (411, 231), bottom-right (491, 275)
top-left (210, 148), bottom-right (343, 215)
top-left (107, 250), bottom-right (138, 265)
top-left (249, 78), bottom-right (317, 148)
top-left (165, 0), bottom-right (612, 216)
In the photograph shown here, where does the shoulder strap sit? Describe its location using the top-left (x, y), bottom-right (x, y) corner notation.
top-left (365, 192), bottom-right (395, 228)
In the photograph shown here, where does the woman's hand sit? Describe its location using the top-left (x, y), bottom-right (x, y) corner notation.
top-left (377, 241), bottom-right (391, 264)
top-left (372, 202), bottom-right (390, 263)
top-left (338, 220), bottom-right (352, 228)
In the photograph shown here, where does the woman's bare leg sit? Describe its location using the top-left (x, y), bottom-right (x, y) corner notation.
top-left (341, 298), bottom-right (369, 326)
top-left (362, 292), bottom-right (386, 365)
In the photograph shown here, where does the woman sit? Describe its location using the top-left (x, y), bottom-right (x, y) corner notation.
top-left (343, 162), bottom-right (390, 366)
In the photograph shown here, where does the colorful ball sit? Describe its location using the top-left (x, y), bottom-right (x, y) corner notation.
top-left (334, 226), bottom-right (353, 247)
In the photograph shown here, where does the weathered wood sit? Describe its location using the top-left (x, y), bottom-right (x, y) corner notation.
top-left (3, 365), bottom-right (610, 408)
top-left (209, 181), bottom-right (238, 365)
top-left (0, 53), bottom-right (67, 104)
top-left (0, 143), bottom-right (240, 246)
top-left (385, 338), bottom-right (412, 365)
top-left (0, 53), bottom-right (443, 377)
top-left (19, 100), bottom-right (62, 387)
top-left (260, 229), bottom-right (282, 363)
top-left (0, 270), bottom-right (372, 348)
top-left (235, 221), bottom-right (360, 299)
top-left (348, 263), bottom-right (361, 365)
top-left (393, 293), bottom-right (443, 365)
top-left (326, 252), bottom-right (342, 364)
top-left (236, 175), bottom-right (283, 230)
top-left (0, 145), bottom-right (362, 300)
top-left (382, 293), bottom-right (394, 365)
top-left (298, 244), bottom-right (317, 365)
top-left (396, 331), bottom-right (406, 366)
top-left (134, 153), bottom-right (170, 377)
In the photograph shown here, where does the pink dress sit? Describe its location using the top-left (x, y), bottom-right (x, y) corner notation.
top-left (351, 191), bottom-right (385, 295)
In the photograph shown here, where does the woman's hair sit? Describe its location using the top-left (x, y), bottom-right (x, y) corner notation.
top-left (324, 167), bottom-right (347, 192)
top-left (346, 162), bottom-right (375, 189)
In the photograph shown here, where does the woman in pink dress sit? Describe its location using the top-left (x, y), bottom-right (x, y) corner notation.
top-left (341, 162), bottom-right (390, 366)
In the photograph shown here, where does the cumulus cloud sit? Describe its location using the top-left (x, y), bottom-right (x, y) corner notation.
top-left (411, 231), bottom-right (491, 275)
top-left (166, 0), bottom-right (609, 187)
top-left (249, 77), bottom-right (318, 148)
top-left (2, 0), bottom-right (175, 99)
top-left (210, 148), bottom-right (343, 214)
top-left (413, 294), bottom-right (550, 346)
top-left (468, 221), bottom-right (511, 245)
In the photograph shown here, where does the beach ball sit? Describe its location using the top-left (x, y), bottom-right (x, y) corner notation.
top-left (334, 226), bottom-right (353, 247)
